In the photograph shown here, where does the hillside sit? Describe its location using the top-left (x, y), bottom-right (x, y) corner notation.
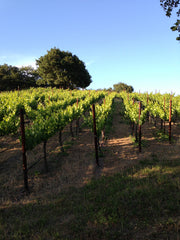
top-left (0, 98), bottom-right (180, 239)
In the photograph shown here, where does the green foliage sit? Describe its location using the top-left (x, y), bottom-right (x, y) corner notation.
top-left (0, 64), bottom-right (38, 91)
top-left (118, 91), bottom-right (180, 126)
top-left (0, 87), bottom-right (108, 150)
top-left (160, 0), bottom-right (180, 41)
top-left (83, 92), bottom-right (116, 138)
top-left (19, 66), bottom-right (39, 88)
top-left (36, 47), bottom-right (92, 89)
top-left (113, 82), bottom-right (134, 93)
top-left (160, 0), bottom-right (180, 17)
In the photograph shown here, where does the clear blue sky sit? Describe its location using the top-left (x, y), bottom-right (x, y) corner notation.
top-left (1, 0), bottom-right (179, 94)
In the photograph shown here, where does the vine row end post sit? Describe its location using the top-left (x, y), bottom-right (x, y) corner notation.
top-left (138, 101), bottom-right (142, 153)
top-left (92, 104), bottom-right (100, 167)
top-left (20, 108), bottom-right (29, 193)
top-left (169, 99), bottom-right (172, 144)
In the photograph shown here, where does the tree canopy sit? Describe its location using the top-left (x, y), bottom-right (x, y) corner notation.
top-left (160, 0), bottom-right (180, 40)
top-left (113, 82), bottom-right (134, 93)
top-left (36, 48), bottom-right (92, 89)
top-left (0, 64), bottom-right (37, 91)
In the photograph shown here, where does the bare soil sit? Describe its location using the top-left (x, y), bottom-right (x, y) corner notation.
top-left (0, 98), bottom-right (180, 205)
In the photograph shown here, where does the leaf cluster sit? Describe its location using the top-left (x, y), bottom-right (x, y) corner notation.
top-left (160, 0), bottom-right (180, 40)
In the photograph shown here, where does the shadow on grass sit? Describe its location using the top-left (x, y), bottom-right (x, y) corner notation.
top-left (1, 156), bottom-right (179, 240)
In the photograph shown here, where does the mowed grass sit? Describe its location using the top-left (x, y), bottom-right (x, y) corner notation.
top-left (0, 156), bottom-right (179, 240)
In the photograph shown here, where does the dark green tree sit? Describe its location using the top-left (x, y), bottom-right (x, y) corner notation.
top-left (19, 66), bottom-right (39, 88)
top-left (160, 0), bottom-right (180, 40)
top-left (0, 64), bottom-right (21, 91)
top-left (113, 82), bottom-right (134, 93)
top-left (36, 48), bottom-right (92, 89)
top-left (0, 64), bottom-right (38, 91)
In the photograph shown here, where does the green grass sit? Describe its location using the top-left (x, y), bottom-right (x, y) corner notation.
top-left (154, 130), bottom-right (169, 142)
top-left (1, 157), bottom-right (179, 239)
top-left (130, 135), bottom-right (148, 148)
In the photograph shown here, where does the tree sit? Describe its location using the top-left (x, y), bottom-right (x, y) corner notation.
top-left (36, 48), bottom-right (92, 89)
top-left (160, 0), bottom-right (180, 40)
top-left (0, 64), bottom-right (38, 91)
top-left (0, 64), bottom-right (24, 91)
top-left (19, 66), bottom-right (39, 88)
top-left (113, 82), bottom-right (134, 93)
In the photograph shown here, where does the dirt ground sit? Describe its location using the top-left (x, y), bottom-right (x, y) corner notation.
top-left (0, 98), bottom-right (180, 205)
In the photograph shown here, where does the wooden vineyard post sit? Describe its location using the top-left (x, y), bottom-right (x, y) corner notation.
top-left (76, 98), bottom-right (79, 135)
top-left (92, 104), bottom-right (100, 167)
top-left (132, 98), bottom-right (135, 135)
top-left (161, 119), bottom-right (163, 131)
top-left (76, 119), bottom-right (80, 135)
top-left (20, 108), bottom-right (29, 193)
top-left (43, 140), bottom-right (48, 172)
top-left (59, 130), bottom-right (64, 152)
top-left (146, 94), bottom-right (149, 121)
top-left (164, 97), bottom-right (166, 134)
top-left (131, 122), bottom-right (134, 136)
top-left (169, 99), bottom-right (172, 144)
top-left (135, 124), bottom-right (138, 143)
top-left (70, 122), bottom-right (74, 139)
top-left (138, 101), bottom-right (142, 153)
